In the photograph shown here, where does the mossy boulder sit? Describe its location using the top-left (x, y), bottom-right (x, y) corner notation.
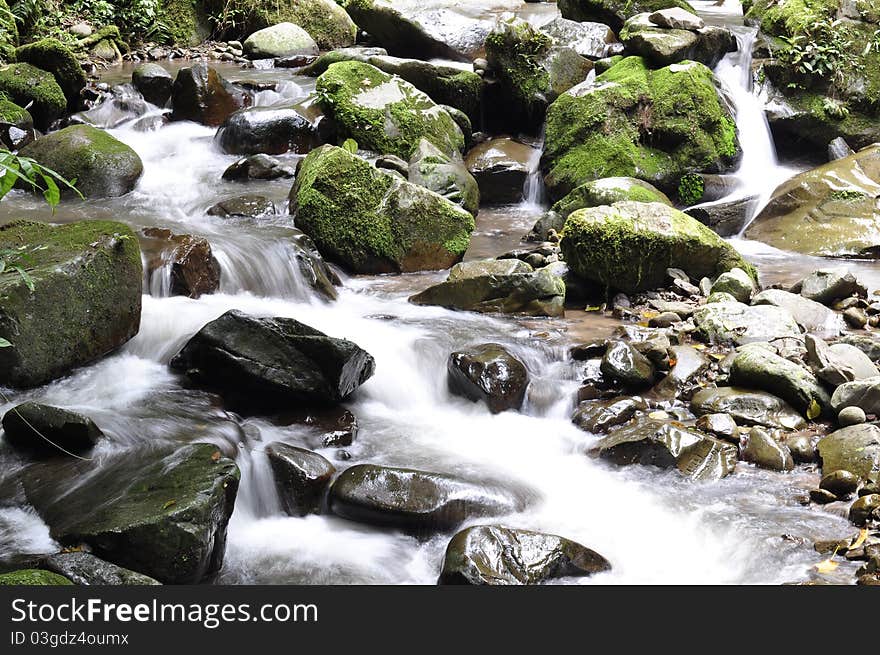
top-left (0, 569), bottom-right (72, 585)
top-left (290, 145), bottom-right (474, 273)
top-left (0, 96), bottom-right (33, 149)
top-left (541, 56), bottom-right (740, 200)
top-left (23, 444), bottom-right (240, 584)
top-left (744, 144), bottom-right (880, 257)
top-left (243, 22), bottom-right (318, 59)
top-left (160, 0), bottom-right (211, 47)
top-left (485, 16), bottom-right (593, 132)
top-left (18, 125), bottom-right (144, 198)
top-left (0, 220), bottom-right (142, 389)
top-left (560, 201), bottom-right (755, 292)
top-left (316, 61), bottom-right (464, 160)
top-left (619, 12), bottom-right (735, 68)
top-left (551, 177), bottom-right (671, 220)
top-left (15, 38), bottom-right (87, 111)
top-left (558, 0), bottom-right (696, 32)
top-left (211, 0), bottom-right (356, 49)
top-left (408, 138), bottom-right (479, 216)
top-left (0, 63), bottom-right (66, 130)
top-left (340, 0), bottom-right (491, 61)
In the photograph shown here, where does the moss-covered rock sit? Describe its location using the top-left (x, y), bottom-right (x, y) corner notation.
top-left (15, 38), bottom-right (87, 111)
top-left (558, 0), bottom-right (696, 32)
top-left (409, 138), bottom-right (479, 216)
top-left (0, 63), bottom-right (66, 130)
top-left (745, 144), bottom-right (880, 257)
top-left (0, 95), bottom-right (31, 128)
top-left (160, 0), bottom-right (211, 47)
top-left (243, 22), bottom-right (318, 59)
top-left (560, 201), bottom-right (755, 292)
top-left (316, 60), bottom-right (464, 160)
top-left (485, 16), bottom-right (592, 132)
top-left (0, 220), bottom-right (142, 389)
top-left (209, 0), bottom-right (356, 49)
top-left (619, 12), bottom-right (735, 68)
top-left (0, 0), bottom-right (19, 62)
top-left (19, 125), bottom-right (143, 198)
top-left (551, 176), bottom-right (671, 220)
top-left (0, 569), bottom-right (72, 585)
top-left (23, 444), bottom-right (240, 584)
top-left (290, 145), bottom-right (474, 273)
top-left (541, 57), bottom-right (740, 200)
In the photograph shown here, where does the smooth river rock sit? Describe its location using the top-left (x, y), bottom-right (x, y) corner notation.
top-left (447, 343), bottom-right (529, 414)
top-left (2, 402), bottom-right (103, 457)
top-left (817, 424), bottom-right (880, 480)
top-left (265, 442), bottom-right (336, 516)
top-left (690, 387), bottom-right (806, 430)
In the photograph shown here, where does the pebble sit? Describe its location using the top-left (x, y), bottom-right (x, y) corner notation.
top-left (810, 488), bottom-right (839, 504)
top-left (838, 405), bottom-right (867, 426)
top-left (819, 470), bottom-right (860, 499)
top-left (844, 307), bottom-right (868, 328)
top-left (648, 311), bottom-right (681, 328)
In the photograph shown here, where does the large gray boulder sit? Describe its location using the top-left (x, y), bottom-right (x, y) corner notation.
top-left (691, 387), bottom-right (806, 430)
top-left (817, 424), bottom-right (880, 480)
top-left (751, 289), bottom-right (844, 338)
top-left (830, 377), bottom-right (880, 414)
top-left (243, 23), bottom-right (318, 59)
top-left (805, 334), bottom-right (879, 387)
top-left (692, 301), bottom-right (801, 346)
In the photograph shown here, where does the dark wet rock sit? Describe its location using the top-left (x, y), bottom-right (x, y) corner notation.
top-left (695, 413), bottom-right (738, 442)
top-left (341, 0), bottom-right (492, 62)
top-left (684, 196), bottom-right (755, 237)
top-left (43, 552), bottom-right (160, 586)
top-left (838, 406), bottom-right (867, 427)
top-left (14, 38), bottom-right (85, 112)
top-left (850, 494), bottom-right (880, 526)
top-left (600, 342), bottom-right (655, 388)
top-left (0, 221), bottom-right (142, 389)
top-left (485, 16), bottom-right (593, 132)
top-left (539, 17), bottom-right (618, 60)
top-left (315, 61), bottom-right (464, 160)
top-left (752, 289), bottom-right (843, 338)
top-left (465, 138), bottom-right (537, 205)
top-left (831, 377), bottom-right (880, 415)
top-left (745, 146), bottom-right (880, 257)
top-left (820, 470), bottom-right (860, 499)
top-left (23, 444), bottom-right (239, 584)
top-left (243, 22), bottom-right (318, 59)
top-left (171, 64), bottom-right (249, 127)
top-left (561, 202), bottom-right (755, 293)
top-left (810, 488), bottom-right (839, 505)
top-left (265, 442), bottom-right (336, 516)
top-left (207, 194), bottom-right (276, 219)
top-left (142, 228), bottom-right (221, 299)
top-left (375, 154), bottom-right (409, 176)
top-left (328, 464), bottom-right (529, 533)
top-left (620, 12), bottom-right (735, 68)
top-left (18, 125), bottom-right (143, 198)
top-left (818, 424), bottom-right (880, 480)
top-left (710, 267), bottom-right (755, 303)
top-left (0, 570), bottom-right (72, 585)
top-left (572, 396), bottom-right (648, 433)
top-left (691, 387), bottom-right (806, 430)
top-left (447, 344), bottom-right (528, 414)
top-left (742, 427), bottom-right (794, 471)
top-left (786, 432), bottom-right (816, 463)
top-left (648, 311), bottom-right (681, 328)
top-left (438, 525), bottom-right (611, 585)
top-left (170, 310), bottom-right (374, 410)
top-left (692, 301), bottom-right (801, 346)
top-left (409, 138), bottom-right (479, 216)
top-left (806, 334), bottom-right (879, 387)
top-left (2, 402), bottom-right (103, 457)
top-left (409, 259), bottom-right (565, 317)
top-left (729, 345), bottom-right (830, 418)
top-left (222, 153), bottom-right (296, 181)
top-left (131, 63), bottom-right (173, 107)
top-left (596, 416), bottom-right (737, 480)
top-left (794, 269), bottom-right (867, 306)
top-left (215, 106), bottom-right (317, 156)
top-left (651, 344), bottom-right (709, 397)
top-left (291, 145), bottom-right (474, 274)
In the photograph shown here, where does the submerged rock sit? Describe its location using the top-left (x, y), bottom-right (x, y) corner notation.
top-left (409, 259), bottom-right (566, 317)
top-left (44, 552), bottom-right (160, 586)
top-left (290, 145), bottom-right (475, 273)
top-left (18, 125), bottom-right (143, 198)
top-left (541, 56), bottom-right (739, 200)
top-left (560, 201), bottom-right (755, 293)
top-left (265, 442), bottom-right (336, 516)
top-left (447, 343), bottom-right (529, 413)
top-left (328, 464), bottom-right (529, 532)
top-left (215, 106), bottom-right (317, 156)
top-left (596, 416), bottom-right (737, 480)
top-left (170, 310), bottom-right (375, 410)
top-left (222, 153), bottom-right (296, 181)
top-left (2, 402), bottom-right (103, 457)
top-left (207, 194), bottom-right (276, 219)
top-left (23, 444), bottom-right (240, 584)
top-left (0, 221), bottom-right (142, 389)
top-left (438, 525), bottom-right (611, 585)
top-left (315, 61), bottom-right (464, 160)
top-left (691, 387), bottom-right (806, 430)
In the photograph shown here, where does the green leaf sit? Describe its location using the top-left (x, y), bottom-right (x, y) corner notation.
top-left (342, 138), bottom-right (358, 154)
top-left (13, 265), bottom-right (35, 292)
top-left (806, 399), bottom-right (821, 420)
top-left (0, 338), bottom-right (11, 348)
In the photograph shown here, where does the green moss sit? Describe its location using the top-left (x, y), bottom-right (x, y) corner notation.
top-left (0, 63), bottom-right (66, 130)
top-left (542, 57), bottom-right (739, 200)
top-left (558, 0), bottom-right (696, 31)
top-left (160, 0), bottom-right (210, 47)
top-left (744, 0), bottom-right (838, 39)
top-left (316, 60), bottom-right (464, 159)
top-left (552, 177), bottom-right (672, 218)
top-left (15, 38), bottom-right (86, 110)
top-left (0, 0), bottom-right (17, 62)
top-left (829, 189), bottom-right (867, 201)
top-left (0, 569), bottom-right (72, 585)
top-left (0, 95), bottom-right (31, 126)
top-left (677, 173), bottom-right (705, 205)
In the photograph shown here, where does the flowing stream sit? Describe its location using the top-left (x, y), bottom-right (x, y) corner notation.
top-left (0, 1), bottom-right (874, 585)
